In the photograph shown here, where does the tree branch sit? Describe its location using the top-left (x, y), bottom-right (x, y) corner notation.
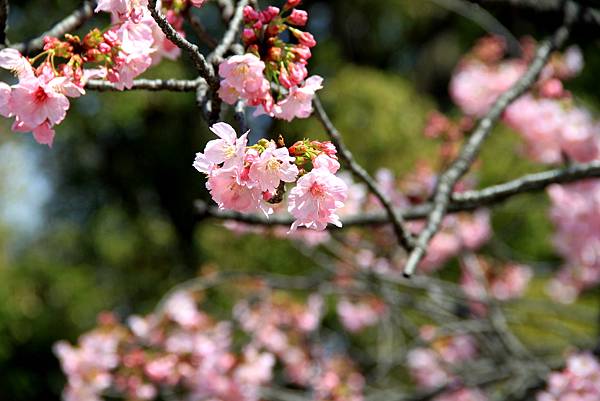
top-left (198, 160), bottom-right (600, 227)
top-left (85, 78), bottom-right (206, 92)
top-left (208, 0), bottom-right (248, 64)
top-left (313, 96), bottom-right (416, 251)
top-left (147, 0), bottom-right (214, 82)
top-left (186, 12), bottom-right (218, 49)
top-left (147, 0), bottom-right (221, 123)
top-left (402, 2), bottom-right (578, 277)
top-left (429, 0), bottom-right (522, 56)
top-left (6, 0), bottom-right (96, 54)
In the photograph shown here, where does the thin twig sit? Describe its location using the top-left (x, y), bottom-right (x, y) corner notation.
top-left (313, 96), bottom-right (416, 251)
top-left (86, 78), bottom-right (205, 92)
top-left (217, 0), bottom-right (235, 22)
top-left (402, 3), bottom-right (578, 277)
top-left (186, 12), bottom-right (218, 49)
top-left (429, 0), bottom-right (521, 56)
top-left (6, 0), bottom-right (96, 54)
top-left (147, 0), bottom-right (214, 82)
top-left (198, 160), bottom-right (600, 227)
top-left (147, 0), bottom-right (221, 123)
top-left (208, 0), bottom-right (248, 64)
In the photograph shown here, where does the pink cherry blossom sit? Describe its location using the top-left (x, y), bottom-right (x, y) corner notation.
top-left (489, 264), bottom-right (532, 300)
top-left (207, 167), bottom-right (265, 214)
top-left (407, 348), bottom-right (450, 389)
top-left (95, 0), bottom-right (149, 23)
top-left (195, 122), bottom-right (249, 173)
top-left (274, 75), bottom-right (323, 121)
top-left (336, 298), bottom-right (386, 332)
top-left (219, 54), bottom-right (267, 96)
top-left (0, 48), bottom-right (35, 79)
top-left (249, 144), bottom-right (299, 192)
top-left (105, 20), bottom-right (154, 90)
top-left (313, 153), bottom-right (341, 174)
top-left (537, 352), bottom-right (600, 401)
top-left (450, 59), bottom-right (525, 117)
top-left (288, 166), bottom-right (348, 231)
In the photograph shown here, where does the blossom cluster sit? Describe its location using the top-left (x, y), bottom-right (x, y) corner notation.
top-left (54, 287), bottom-right (365, 401)
top-left (0, 0), bottom-right (200, 146)
top-left (217, 0), bottom-right (323, 121)
top-left (450, 36), bottom-right (600, 302)
top-left (194, 122), bottom-right (348, 232)
top-left (219, 161), bottom-right (492, 270)
top-left (407, 325), bottom-right (485, 399)
top-left (537, 352), bottom-right (600, 401)
top-left (460, 255), bottom-right (532, 315)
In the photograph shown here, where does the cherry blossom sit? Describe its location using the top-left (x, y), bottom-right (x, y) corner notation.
top-left (95, 0), bottom-right (149, 23)
top-left (288, 167), bottom-right (348, 231)
top-left (537, 352), bottom-right (600, 401)
top-left (274, 75), bottom-right (323, 121)
top-left (248, 143), bottom-right (299, 193)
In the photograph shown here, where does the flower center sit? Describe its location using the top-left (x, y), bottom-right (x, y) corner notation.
top-left (309, 182), bottom-right (325, 198)
top-left (235, 64), bottom-right (249, 76)
top-left (34, 87), bottom-right (48, 104)
top-left (266, 158), bottom-right (280, 171)
top-left (224, 145), bottom-right (236, 159)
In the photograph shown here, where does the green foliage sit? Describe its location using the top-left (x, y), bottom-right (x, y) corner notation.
top-left (279, 65), bottom-right (437, 174)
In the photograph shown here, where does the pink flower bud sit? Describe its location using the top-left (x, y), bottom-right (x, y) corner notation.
top-left (292, 29), bottom-right (316, 48)
top-left (107, 68), bottom-right (120, 83)
top-left (243, 5), bottom-right (260, 22)
top-left (260, 6), bottom-right (280, 23)
top-left (98, 42), bottom-right (112, 54)
top-left (288, 62), bottom-right (308, 85)
top-left (242, 28), bottom-right (257, 44)
top-left (286, 0), bottom-right (302, 9)
top-left (288, 9), bottom-right (308, 26)
top-left (268, 46), bottom-right (283, 61)
top-left (279, 65), bottom-right (293, 88)
top-left (291, 45), bottom-right (312, 61)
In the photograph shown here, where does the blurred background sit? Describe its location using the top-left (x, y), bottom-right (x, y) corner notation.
top-left (1, 0), bottom-right (599, 399)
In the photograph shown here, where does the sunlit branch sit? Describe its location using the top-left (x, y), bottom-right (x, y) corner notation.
top-left (6, 0), bottom-right (96, 54)
top-left (208, 0), bottom-right (248, 64)
top-left (313, 96), bottom-right (416, 251)
top-left (198, 160), bottom-right (600, 227)
top-left (86, 78), bottom-right (206, 92)
top-left (402, 1), bottom-right (579, 277)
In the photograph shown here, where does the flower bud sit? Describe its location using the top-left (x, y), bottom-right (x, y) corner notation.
top-left (268, 46), bottom-right (283, 62)
top-left (291, 29), bottom-right (316, 48)
top-left (242, 29), bottom-right (257, 44)
top-left (288, 62), bottom-right (307, 85)
top-left (243, 5), bottom-right (260, 23)
top-left (98, 42), bottom-right (112, 54)
top-left (288, 9), bottom-right (308, 26)
top-left (279, 65), bottom-right (293, 88)
top-left (291, 45), bottom-right (312, 61)
top-left (285, 0), bottom-right (302, 9)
